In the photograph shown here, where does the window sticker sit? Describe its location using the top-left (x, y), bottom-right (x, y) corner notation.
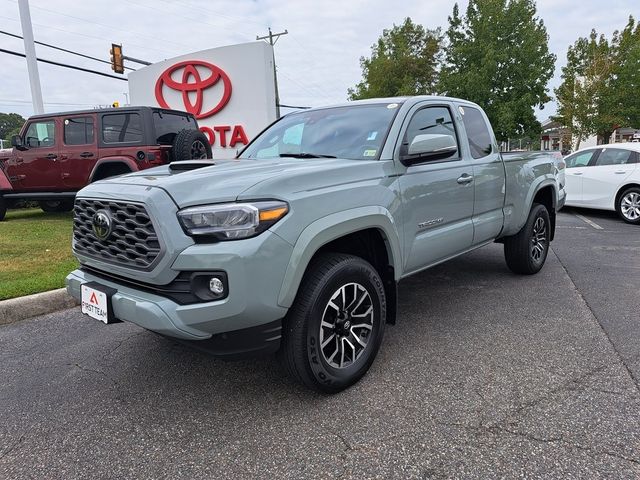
top-left (458, 106), bottom-right (465, 116)
top-left (367, 131), bottom-right (378, 141)
top-left (363, 149), bottom-right (377, 157)
top-left (387, 103), bottom-right (399, 109)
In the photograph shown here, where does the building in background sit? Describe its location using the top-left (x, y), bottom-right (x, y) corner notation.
top-left (540, 118), bottom-right (640, 154)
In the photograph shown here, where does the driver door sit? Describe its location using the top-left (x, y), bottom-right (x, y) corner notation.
top-left (9, 119), bottom-right (60, 191)
top-left (564, 149), bottom-right (598, 206)
top-left (397, 103), bottom-right (475, 274)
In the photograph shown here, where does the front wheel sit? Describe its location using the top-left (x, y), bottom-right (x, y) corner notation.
top-left (0, 196), bottom-right (6, 221)
top-left (504, 203), bottom-right (551, 275)
top-left (278, 253), bottom-right (387, 393)
top-left (38, 199), bottom-right (74, 213)
top-left (616, 187), bottom-right (640, 225)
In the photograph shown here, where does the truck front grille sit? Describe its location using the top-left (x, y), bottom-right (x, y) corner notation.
top-left (73, 199), bottom-right (161, 270)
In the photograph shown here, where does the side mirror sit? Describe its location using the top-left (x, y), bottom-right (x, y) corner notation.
top-left (11, 135), bottom-right (26, 150)
top-left (401, 134), bottom-right (457, 166)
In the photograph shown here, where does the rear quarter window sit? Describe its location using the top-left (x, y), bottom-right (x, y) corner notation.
top-left (152, 112), bottom-right (196, 145)
top-left (460, 106), bottom-right (493, 159)
top-left (102, 113), bottom-right (143, 144)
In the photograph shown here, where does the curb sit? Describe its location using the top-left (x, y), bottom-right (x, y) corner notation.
top-left (0, 288), bottom-right (79, 326)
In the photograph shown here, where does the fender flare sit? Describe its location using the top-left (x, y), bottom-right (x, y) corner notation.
top-left (506, 176), bottom-right (558, 237)
top-left (277, 206), bottom-right (403, 308)
top-left (89, 157), bottom-right (139, 182)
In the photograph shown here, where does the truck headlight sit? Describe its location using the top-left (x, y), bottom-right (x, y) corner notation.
top-left (177, 201), bottom-right (289, 240)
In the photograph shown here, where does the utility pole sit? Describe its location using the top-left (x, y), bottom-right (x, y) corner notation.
top-left (256, 28), bottom-right (287, 118)
top-left (18, 0), bottom-right (44, 114)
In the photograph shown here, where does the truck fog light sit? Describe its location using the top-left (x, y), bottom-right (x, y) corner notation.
top-left (209, 277), bottom-right (225, 295)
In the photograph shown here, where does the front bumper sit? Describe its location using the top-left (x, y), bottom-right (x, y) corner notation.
top-left (66, 230), bottom-right (293, 352)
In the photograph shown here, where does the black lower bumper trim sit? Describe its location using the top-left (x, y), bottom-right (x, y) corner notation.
top-left (162, 319), bottom-right (282, 360)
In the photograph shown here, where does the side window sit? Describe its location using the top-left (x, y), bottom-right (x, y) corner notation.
top-left (460, 106), bottom-right (493, 159)
top-left (64, 117), bottom-right (94, 145)
top-left (24, 121), bottom-right (55, 148)
top-left (152, 112), bottom-right (196, 144)
top-left (102, 113), bottom-right (143, 144)
top-left (402, 106), bottom-right (458, 157)
top-left (594, 148), bottom-right (634, 166)
top-left (565, 150), bottom-right (596, 168)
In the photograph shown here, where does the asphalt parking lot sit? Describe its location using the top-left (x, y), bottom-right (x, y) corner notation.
top-left (1, 208), bottom-right (639, 479)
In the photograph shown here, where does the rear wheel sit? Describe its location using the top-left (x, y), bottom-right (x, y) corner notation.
top-left (504, 203), bottom-right (550, 275)
top-left (278, 253), bottom-right (386, 393)
top-left (0, 196), bottom-right (6, 221)
top-left (172, 129), bottom-right (212, 161)
top-left (616, 187), bottom-right (640, 225)
top-left (38, 199), bottom-right (74, 213)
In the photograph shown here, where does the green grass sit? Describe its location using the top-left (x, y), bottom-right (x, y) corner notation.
top-left (0, 208), bottom-right (78, 300)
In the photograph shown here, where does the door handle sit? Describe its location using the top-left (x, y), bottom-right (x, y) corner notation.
top-left (457, 174), bottom-right (474, 184)
top-left (16, 157), bottom-right (23, 164)
top-left (614, 171), bottom-right (627, 174)
top-left (46, 153), bottom-right (58, 161)
top-left (572, 172), bottom-right (583, 176)
top-left (79, 152), bottom-right (94, 158)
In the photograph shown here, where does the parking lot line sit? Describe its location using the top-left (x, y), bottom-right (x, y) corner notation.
top-left (574, 213), bottom-right (604, 230)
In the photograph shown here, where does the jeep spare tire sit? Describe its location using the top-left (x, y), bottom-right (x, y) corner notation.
top-left (172, 129), bottom-right (212, 161)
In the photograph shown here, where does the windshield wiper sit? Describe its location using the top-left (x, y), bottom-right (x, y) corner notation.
top-left (279, 153), bottom-right (336, 159)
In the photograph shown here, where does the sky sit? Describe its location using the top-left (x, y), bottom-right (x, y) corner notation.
top-left (0, 0), bottom-right (637, 120)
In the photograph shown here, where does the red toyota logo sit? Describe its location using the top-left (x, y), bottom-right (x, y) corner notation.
top-left (154, 60), bottom-right (232, 119)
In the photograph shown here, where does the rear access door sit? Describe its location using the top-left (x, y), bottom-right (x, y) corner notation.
top-left (59, 115), bottom-right (97, 189)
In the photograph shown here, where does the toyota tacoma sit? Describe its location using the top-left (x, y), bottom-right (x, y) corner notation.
top-left (66, 96), bottom-right (565, 392)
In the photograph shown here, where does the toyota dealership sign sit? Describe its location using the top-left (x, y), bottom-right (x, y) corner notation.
top-left (129, 42), bottom-right (277, 157)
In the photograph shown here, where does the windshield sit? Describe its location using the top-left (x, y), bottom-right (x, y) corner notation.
top-left (240, 103), bottom-right (401, 160)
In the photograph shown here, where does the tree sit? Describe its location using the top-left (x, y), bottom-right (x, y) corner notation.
top-left (0, 112), bottom-right (26, 143)
top-left (438, 1), bottom-right (556, 143)
top-left (554, 17), bottom-right (639, 148)
top-left (611, 16), bottom-right (640, 129)
top-left (348, 18), bottom-right (441, 100)
top-left (553, 32), bottom-right (616, 148)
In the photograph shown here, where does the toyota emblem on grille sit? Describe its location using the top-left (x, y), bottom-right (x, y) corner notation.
top-left (92, 210), bottom-right (113, 241)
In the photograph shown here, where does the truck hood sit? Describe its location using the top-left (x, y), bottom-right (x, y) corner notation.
top-left (87, 157), bottom-right (385, 207)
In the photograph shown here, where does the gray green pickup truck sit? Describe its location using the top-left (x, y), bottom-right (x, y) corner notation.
top-left (66, 96), bottom-right (565, 392)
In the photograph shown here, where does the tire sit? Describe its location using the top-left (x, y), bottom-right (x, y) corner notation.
top-left (0, 196), bottom-right (6, 221)
top-left (278, 253), bottom-right (387, 393)
top-left (616, 187), bottom-right (640, 225)
top-left (504, 203), bottom-right (551, 275)
top-left (172, 129), bottom-right (212, 161)
top-left (38, 199), bottom-right (74, 213)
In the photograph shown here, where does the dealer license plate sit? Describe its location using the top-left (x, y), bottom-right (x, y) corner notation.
top-left (81, 284), bottom-right (112, 324)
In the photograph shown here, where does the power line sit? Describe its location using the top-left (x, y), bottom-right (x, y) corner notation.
top-left (0, 48), bottom-right (128, 81)
top-left (0, 29), bottom-right (135, 71)
top-left (0, 14), bottom-right (174, 57)
top-left (0, 98), bottom-right (96, 106)
top-left (4, 0), bottom-right (193, 51)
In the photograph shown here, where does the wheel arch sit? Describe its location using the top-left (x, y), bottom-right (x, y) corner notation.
top-left (504, 179), bottom-right (558, 240)
top-left (89, 157), bottom-right (138, 182)
top-left (277, 207), bottom-right (402, 323)
top-left (614, 183), bottom-right (640, 210)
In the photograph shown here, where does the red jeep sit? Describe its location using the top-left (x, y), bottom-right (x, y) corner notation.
top-left (0, 106), bottom-right (211, 220)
